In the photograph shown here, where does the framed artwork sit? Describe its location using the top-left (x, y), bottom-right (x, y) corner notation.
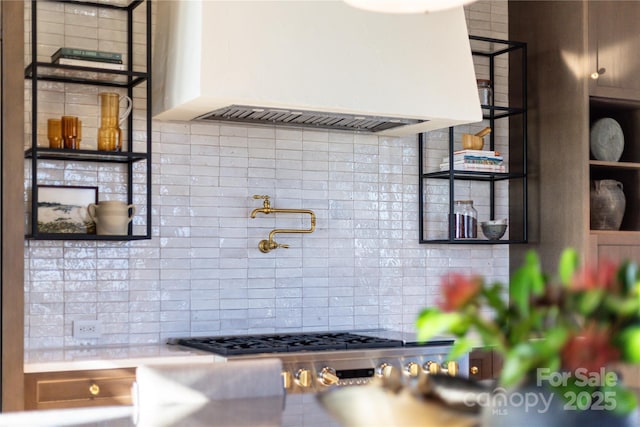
top-left (37, 185), bottom-right (98, 234)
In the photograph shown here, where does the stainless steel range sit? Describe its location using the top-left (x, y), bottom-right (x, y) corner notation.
top-left (169, 331), bottom-right (468, 394)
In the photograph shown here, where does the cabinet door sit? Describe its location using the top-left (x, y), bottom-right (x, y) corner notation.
top-left (469, 349), bottom-right (494, 381)
top-left (589, 1), bottom-right (640, 100)
top-left (24, 368), bottom-right (136, 410)
top-left (589, 232), bottom-right (640, 264)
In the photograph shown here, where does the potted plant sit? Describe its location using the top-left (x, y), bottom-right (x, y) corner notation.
top-left (417, 248), bottom-right (640, 424)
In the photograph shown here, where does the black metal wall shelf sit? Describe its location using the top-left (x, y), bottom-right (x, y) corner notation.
top-left (423, 170), bottom-right (525, 181)
top-left (481, 106), bottom-right (525, 120)
top-left (25, 63), bottom-right (148, 87)
top-left (25, 148), bottom-right (148, 164)
top-left (55, 0), bottom-right (144, 11)
top-left (31, 233), bottom-right (151, 242)
top-left (419, 35), bottom-right (528, 244)
top-left (25, 0), bottom-right (152, 241)
top-left (420, 238), bottom-right (526, 245)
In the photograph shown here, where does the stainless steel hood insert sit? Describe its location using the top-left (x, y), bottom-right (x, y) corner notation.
top-left (197, 105), bottom-right (423, 133)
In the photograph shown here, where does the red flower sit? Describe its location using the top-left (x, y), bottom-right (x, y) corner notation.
top-left (561, 324), bottom-right (620, 374)
top-left (438, 273), bottom-right (482, 312)
top-left (569, 258), bottom-right (618, 291)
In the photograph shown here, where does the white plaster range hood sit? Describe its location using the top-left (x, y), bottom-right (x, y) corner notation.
top-left (152, 1), bottom-right (482, 136)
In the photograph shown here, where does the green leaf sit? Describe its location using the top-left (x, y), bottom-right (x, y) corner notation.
top-left (526, 251), bottom-right (546, 296)
top-left (604, 294), bottom-right (639, 317)
top-left (538, 326), bottom-right (568, 352)
top-left (545, 355), bottom-right (561, 373)
top-left (619, 261), bottom-right (640, 294)
top-left (447, 336), bottom-right (474, 361)
top-left (576, 289), bottom-right (604, 315)
top-left (483, 283), bottom-right (508, 315)
top-left (499, 342), bottom-right (537, 387)
top-left (467, 316), bottom-right (505, 352)
top-left (558, 248), bottom-right (579, 287)
top-left (509, 269), bottom-right (528, 317)
top-left (601, 382), bottom-right (638, 415)
top-left (616, 324), bottom-right (640, 363)
top-left (415, 308), bottom-right (464, 342)
top-left (510, 251), bottom-right (545, 318)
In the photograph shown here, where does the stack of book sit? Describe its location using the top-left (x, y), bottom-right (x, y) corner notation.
top-left (439, 149), bottom-right (506, 172)
top-left (51, 47), bottom-right (124, 71)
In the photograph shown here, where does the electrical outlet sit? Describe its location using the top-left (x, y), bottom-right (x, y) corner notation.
top-left (73, 320), bottom-right (102, 339)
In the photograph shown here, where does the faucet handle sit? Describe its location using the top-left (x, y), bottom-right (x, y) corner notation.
top-left (277, 243), bottom-right (290, 249)
top-left (253, 195), bottom-right (271, 209)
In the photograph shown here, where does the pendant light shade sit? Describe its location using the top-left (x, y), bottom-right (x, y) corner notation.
top-left (343, 0), bottom-right (475, 14)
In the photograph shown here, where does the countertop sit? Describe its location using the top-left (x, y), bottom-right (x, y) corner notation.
top-left (0, 394), bottom-right (339, 427)
top-left (23, 331), bottom-right (453, 373)
top-left (24, 344), bottom-right (221, 373)
top-left (22, 344), bottom-right (339, 426)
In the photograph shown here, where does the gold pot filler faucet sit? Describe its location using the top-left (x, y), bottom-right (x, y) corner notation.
top-left (250, 195), bottom-right (316, 253)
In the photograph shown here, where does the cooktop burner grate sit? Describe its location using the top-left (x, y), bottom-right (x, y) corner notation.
top-left (171, 332), bottom-right (405, 356)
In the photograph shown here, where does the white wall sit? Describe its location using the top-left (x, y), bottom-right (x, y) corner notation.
top-left (24, 1), bottom-right (509, 350)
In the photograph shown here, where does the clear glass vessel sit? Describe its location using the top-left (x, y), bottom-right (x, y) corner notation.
top-left (454, 200), bottom-right (478, 239)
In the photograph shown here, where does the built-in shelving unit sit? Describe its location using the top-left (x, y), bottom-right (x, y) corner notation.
top-left (589, 97), bottom-right (640, 235)
top-left (419, 35), bottom-right (527, 244)
top-left (24, 0), bottom-right (152, 241)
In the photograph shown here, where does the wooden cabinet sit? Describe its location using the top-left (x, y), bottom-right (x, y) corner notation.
top-left (24, 368), bottom-right (136, 410)
top-left (588, 1), bottom-right (640, 101)
top-left (589, 232), bottom-right (640, 264)
top-left (469, 348), bottom-right (501, 381)
top-left (509, 1), bottom-right (640, 269)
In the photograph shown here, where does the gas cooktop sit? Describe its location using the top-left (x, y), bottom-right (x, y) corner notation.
top-left (168, 331), bottom-right (464, 394)
top-left (169, 332), bottom-right (406, 356)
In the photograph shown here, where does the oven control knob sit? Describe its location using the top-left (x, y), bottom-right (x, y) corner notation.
top-left (446, 361), bottom-right (459, 377)
top-left (424, 360), bottom-right (441, 374)
top-left (319, 367), bottom-right (339, 386)
top-left (404, 362), bottom-right (420, 378)
top-left (295, 368), bottom-right (312, 388)
top-left (377, 362), bottom-right (394, 378)
top-left (282, 371), bottom-right (293, 389)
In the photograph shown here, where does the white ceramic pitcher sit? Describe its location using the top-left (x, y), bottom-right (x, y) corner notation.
top-left (88, 201), bottom-right (136, 235)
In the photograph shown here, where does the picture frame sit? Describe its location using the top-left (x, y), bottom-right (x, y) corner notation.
top-left (37, 185), bottom-right (98, 234)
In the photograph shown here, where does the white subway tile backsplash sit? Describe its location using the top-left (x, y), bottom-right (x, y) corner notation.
top-left (23, 1), bottom-right (510, 349)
